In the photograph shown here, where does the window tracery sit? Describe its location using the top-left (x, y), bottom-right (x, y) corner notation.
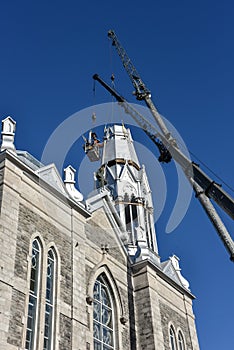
top-left (43, 249), bottom-right (55, 350)
top-left (169, 325), bottom-right (177, 350)
top-left (93, 274), bottom-right (115, 350)
top-left (178, 330), bottom-right (185, 350)
top-left (25, 240), bottom-right (57, 350)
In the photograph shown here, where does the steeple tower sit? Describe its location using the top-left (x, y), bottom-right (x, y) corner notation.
top-left (95, 124), bottom-right (160, 263)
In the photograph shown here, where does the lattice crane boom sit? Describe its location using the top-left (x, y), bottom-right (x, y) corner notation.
top-left (108, 30), bottom-right (172, 140)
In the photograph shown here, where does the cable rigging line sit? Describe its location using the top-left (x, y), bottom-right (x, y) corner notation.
top-left (91, 78), bottom-right (97, 125)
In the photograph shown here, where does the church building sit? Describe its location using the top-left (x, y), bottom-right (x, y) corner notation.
top-left (0, 117), bottom-right (200, 349)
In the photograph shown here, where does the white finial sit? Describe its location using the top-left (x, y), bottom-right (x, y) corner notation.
top-left (170, 255), bottom-right (180, 270)
top-left (1, 116), bottom-right (16, 153)
top-left (64, 165), bottom-right (76, 183)
top-left (64, 165), bottom-right (83, 202)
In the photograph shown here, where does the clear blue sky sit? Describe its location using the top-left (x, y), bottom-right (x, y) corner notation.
top-left (1, 1), bottom-right (234, 349)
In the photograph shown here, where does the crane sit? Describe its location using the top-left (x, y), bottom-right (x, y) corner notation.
top-left (93, 74), bottom-right (172, 163)
top-left (92, 30), bottom-right (234, 261)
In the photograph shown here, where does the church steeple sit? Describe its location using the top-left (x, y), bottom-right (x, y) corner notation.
top-left (95, 124), bottom-right (160, 263)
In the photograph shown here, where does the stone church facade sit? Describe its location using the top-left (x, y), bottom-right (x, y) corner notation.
top-left (0, 117), bottom-right (200, 350)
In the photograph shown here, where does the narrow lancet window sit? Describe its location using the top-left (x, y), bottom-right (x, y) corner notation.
top-left (25, 239), bottom-right (41, 350)
top-left (169, 325), bottom-right (177, 350)
top-left (147, 211), bottom-right (154, 250)
top-left (43, 249), bottom-right (55, 350)
top-left (125, 203), bottom-right (138, 244)
top-left (178, 331), bottom-right (185, 350)
top-left (93, 274), bottom-right (115, 350)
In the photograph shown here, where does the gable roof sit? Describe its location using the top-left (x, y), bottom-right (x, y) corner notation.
top-left (35, 163), bottom-right (67, 195)
top-left (161, 257), bottom-right (190, 291)
top-left (86, 188), bottom-right (130, 262)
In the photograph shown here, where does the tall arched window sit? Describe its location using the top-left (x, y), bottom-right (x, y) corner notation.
top-left (178, 330), bottom-right (185, 350)
top-left (169, 325), bottom-right (177, 350)
top-left (93, 274), bottom-right (115, 350)
top-left (43, 249), bottom-right (56, 350)
top-left (25, 241), bottom-right (58, 350)
top-left (25, 239), bottom-right (41, 350)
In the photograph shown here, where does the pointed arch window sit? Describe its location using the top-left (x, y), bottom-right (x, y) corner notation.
top-left (25, 239), bottom-right (41, 350)
top-left (169, 325), bottom-right (177, 350)
top-left (178, 330), bottom-right (185, 350)
top-left (43, 249), bottom-right (56, 350)
top-left (25, 241), bottom-right (58, 350)
top-left (93, 274), bottom-right (115, 350)
top-left (124, 194), bottom-right (138, 244)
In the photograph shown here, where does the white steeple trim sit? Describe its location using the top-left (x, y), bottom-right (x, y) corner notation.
top-left (1, 116), bottom-right (16, 153)
top-left (169, 255), bottom-right (190, 290)
top-left (64, 165), bottom-right (83, 202)
top-left (119, 163), bottom-right (138, 183)
top-left (101, 125), bottom-right (140, 168)
top-left (95, 124), bottom-right (160, 263)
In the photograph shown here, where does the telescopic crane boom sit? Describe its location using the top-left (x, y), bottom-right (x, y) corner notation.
top-left (94, 30), bottom-right (234, 261)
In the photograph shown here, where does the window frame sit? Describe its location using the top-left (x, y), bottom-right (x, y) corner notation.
top-left (177, 330), bottom-right (186, 350)
top-left (169, 325), bottom-right (177, 350)
top-left (93, 274), bottom-right (116, 350)
top-left (24, 238), bottom-right (58, 350)
top-left (124, 202), bottom-right (138, 244)
top-left (25, 239), bottom-right (42, 350)
top-left (43, 248), bottom-right (56, 350)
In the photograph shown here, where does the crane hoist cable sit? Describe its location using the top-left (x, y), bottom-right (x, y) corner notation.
top-left (91, 76), bottom-right (97, 124)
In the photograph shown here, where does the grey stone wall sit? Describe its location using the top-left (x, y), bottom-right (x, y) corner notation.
top-left (7, 288), bottom-right (25, 347)
top-left (85, 220), bottom-right (125, 265)
top-left (59, 314), bottom-right (72, 350)
top-left (160, 301), bottom-right (192, 350)
top-left (85, 264), bottom-right (92, 293)
top-left (5, 203), bottom-right (73, 348)
top-left (135, 288), bottom-right (155, 350)
top-left (119, 284), bottom-right (134, 350)
top-left (16, 203), bottom-right (72, 305)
